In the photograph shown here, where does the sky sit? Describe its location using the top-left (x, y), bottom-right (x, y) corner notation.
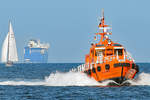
top-left (0, 0), bottom-right (149, 63)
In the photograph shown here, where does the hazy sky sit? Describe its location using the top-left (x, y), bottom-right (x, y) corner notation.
top-left (0, 0), bottom-right (149, 63)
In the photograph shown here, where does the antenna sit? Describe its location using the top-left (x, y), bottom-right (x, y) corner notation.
top-left (102, 8), bottom-right (104, 19)
top-left (95, 9), bottom-right (112, 44)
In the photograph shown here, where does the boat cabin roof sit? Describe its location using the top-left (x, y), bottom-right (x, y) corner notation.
top-left (95, 43), bottom-right (124, 50)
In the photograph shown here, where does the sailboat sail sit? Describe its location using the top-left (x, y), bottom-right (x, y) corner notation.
top-left (1, 22), bottom-right (18, 63)
top-left (8, 22), bottom-right (18, 62)
top-left (1, 34), bottom-right (8, 62)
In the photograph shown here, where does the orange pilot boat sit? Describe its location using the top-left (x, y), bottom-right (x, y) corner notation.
top-left (82, 10), bottom-right (139, 85)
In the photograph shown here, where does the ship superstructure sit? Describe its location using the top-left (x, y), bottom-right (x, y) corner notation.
top-left (24, 39), bottom-right (49, 63)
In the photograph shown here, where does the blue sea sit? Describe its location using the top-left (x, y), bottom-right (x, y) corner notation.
top-left (0, 63), bottom-right (149, 100)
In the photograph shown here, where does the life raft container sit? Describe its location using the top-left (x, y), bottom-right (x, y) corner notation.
top-left (125, 69), bottom-right (137, 80)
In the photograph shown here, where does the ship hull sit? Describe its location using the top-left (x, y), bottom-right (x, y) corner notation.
top-left (84, 62), bottom-right (139, 85)
top-left (24, 47), bottom-right (48, 63)
top-left (5, 61), bottom-right (13, 67)
top-left (101, 77), bottom-right (131, 86)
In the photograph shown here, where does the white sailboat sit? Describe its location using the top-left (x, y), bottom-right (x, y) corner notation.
top-left (1, 21), bottom-right (18, 66)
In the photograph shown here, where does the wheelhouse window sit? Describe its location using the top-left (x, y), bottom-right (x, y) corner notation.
top-left (95, 49), bottom-right (105, 56)
top-left (114, 49), bottom-right (123, 56)
top-left (106, 49), bottom-right (113, 56)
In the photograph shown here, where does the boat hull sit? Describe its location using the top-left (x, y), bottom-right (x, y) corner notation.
top-left (5, 61), bottom-right (13, 67)
top-left (84, 62), bottom-right (139, 85)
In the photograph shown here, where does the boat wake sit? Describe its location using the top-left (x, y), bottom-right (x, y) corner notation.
top-left (44, 71), bottom-right (101, 86)
top-left (0, 71), bottom-right (101, 86)
top-left (127, 72), bottom-right (150, 86)
top-left (0, 72), bottom-right (149, 86)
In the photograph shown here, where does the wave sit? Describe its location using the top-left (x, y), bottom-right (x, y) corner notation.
top-left (128, 72), bottom-right (150, 86)
top-left (0, 71), bottom-right (102, 86)
top-left (0, 72), bottom-right (149, 86)
top-left (44, 71), bottom-right (101, 86)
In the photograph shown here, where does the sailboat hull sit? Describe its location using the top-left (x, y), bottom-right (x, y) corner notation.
top-left (6, 61), bottom-right (13, 67)
top-left (6, 63), bottom-right (13, 67)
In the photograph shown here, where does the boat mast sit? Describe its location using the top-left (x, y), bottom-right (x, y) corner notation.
top-left (7, 21), bottom-right (10, 63)
top-left (96, 9), bottom-right (112, 44)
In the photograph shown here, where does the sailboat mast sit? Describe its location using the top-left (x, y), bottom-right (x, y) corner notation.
top-left (7, 21), bottom-right (10, 62)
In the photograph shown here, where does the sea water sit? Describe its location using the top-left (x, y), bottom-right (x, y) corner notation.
top-left (0, 63), bottom-right (149, 99)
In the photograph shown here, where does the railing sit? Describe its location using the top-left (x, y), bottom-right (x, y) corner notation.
top-left (96, 53), bottom-right (134, 63)
top-left (70, 53), bottom-right (134, 72)
top-left (70, 64), bottom-right (87, 72)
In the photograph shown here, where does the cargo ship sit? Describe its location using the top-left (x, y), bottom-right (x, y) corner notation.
top-left (24, 39), bottom-right (49, 63)
top-left (71, 10), bottom-right (139, 85)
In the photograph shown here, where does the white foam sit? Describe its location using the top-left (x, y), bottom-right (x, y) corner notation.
top-left (0, 71), bottom-right (149, 86)
top-left (0, 71), bottom-right (103, 86)
top-left (44, 71), bottom-right (101, 86)
top-left (0, 80), bottom-right (44, 86)
top-left (129, 72), bottom-right (150, 86)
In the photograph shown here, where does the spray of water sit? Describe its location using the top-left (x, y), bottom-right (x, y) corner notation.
top-left (128, 72), bottom-right (150, 86)
top-left (44, 71), bottom-right (101, 86)
top-left (0, 71), bottom-right (102, 86)
top-left (0, 71), bottom-right (149, 86)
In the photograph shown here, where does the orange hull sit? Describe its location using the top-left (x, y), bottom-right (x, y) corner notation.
top-left (84, 61), bottom-right (138, 84)
top-left (84, 9), bottom-right (139, 84)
